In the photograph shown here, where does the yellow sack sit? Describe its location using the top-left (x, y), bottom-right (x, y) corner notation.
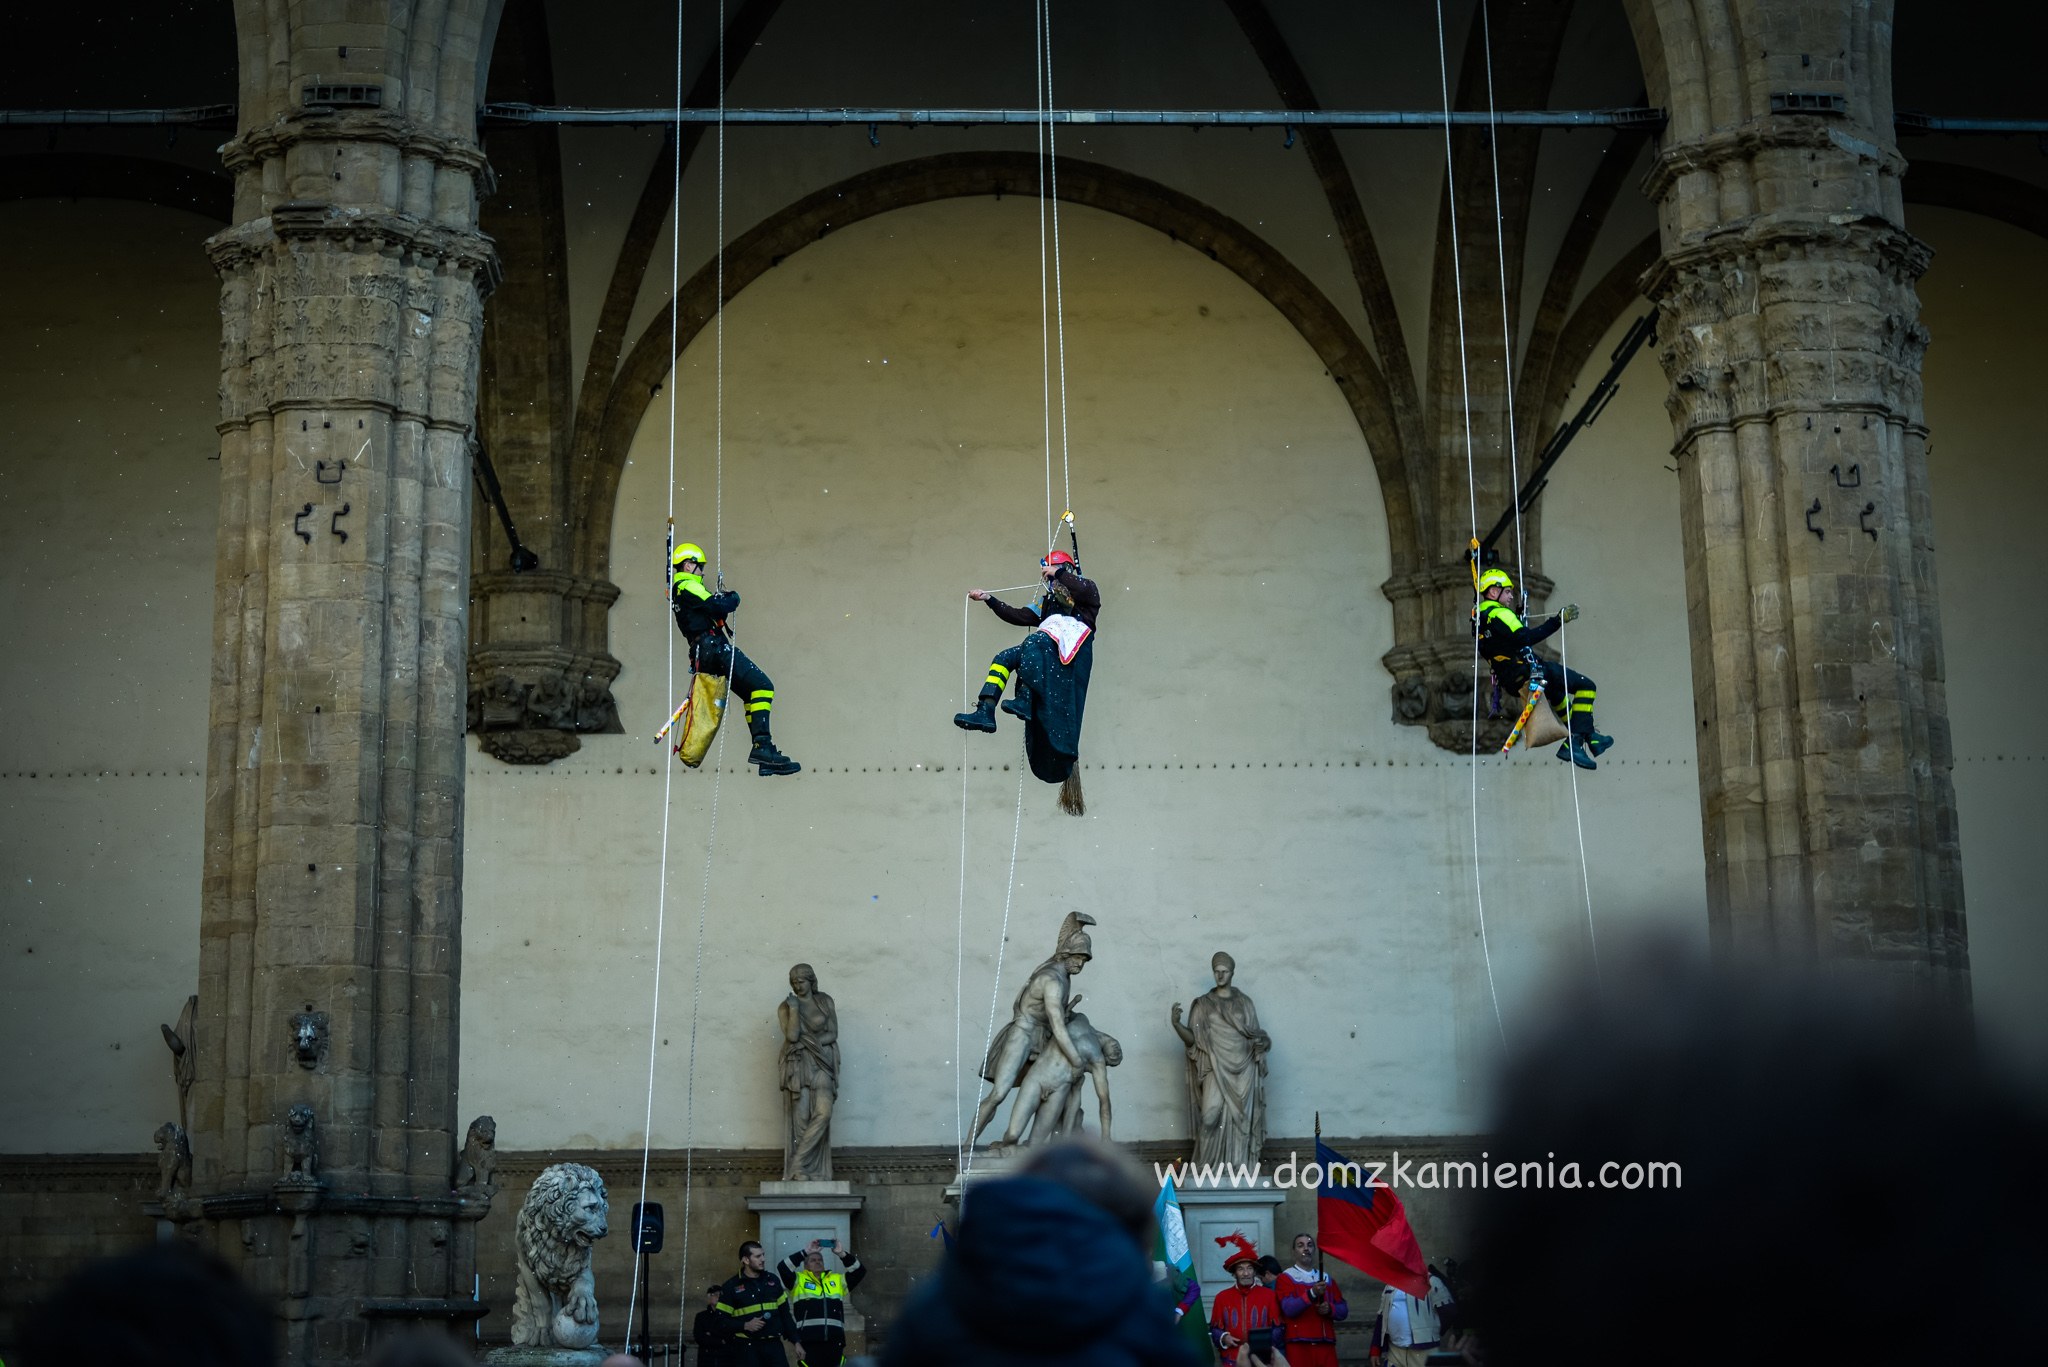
top-left (676, 671), bottom-right (728, 767)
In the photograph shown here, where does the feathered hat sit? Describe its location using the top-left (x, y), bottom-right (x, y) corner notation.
top-left (1216, 1231), bottom-right (1260, 1271)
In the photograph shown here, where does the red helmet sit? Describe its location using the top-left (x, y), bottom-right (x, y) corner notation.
top-left (1043, 550), bottom-right (1077, 568)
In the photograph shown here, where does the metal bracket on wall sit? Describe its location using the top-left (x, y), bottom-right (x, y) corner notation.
top-left (331, 503), bottom-right (351, 544)
top-left (1860, 502), bottom-right (1878, 540)
top-left (1806, 498), bottom-right (1825, 540)
top-left (1830, 462), bottom-right (1860, 488)
top-left (293, 503), bottom-right (314, 543)
top-left (316, 459), bottom-right (345, 485)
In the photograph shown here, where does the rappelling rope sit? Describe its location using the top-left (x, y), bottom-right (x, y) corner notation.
top-left (954, 581), bottom-right (1038, 1174)
top-left (1436, 0), bottom-right (1507, 1050)
top-left (625, 0), bottom-right (692, 1345)
top-left (1479, 0), bottom-right (1599, 978)
top-left (955, 0), bottom-right (1077, 1180)
top-left (672, 0), bottom-right (735, 1335)
top-left (1041, 0), bottom-right (1074, 545)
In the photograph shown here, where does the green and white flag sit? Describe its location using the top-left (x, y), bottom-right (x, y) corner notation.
top-left (1153, 1174), bottom-right (1216, 1363)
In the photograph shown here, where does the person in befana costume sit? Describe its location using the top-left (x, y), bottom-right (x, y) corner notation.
top-left (956, 549), bottom-right (1099, 811)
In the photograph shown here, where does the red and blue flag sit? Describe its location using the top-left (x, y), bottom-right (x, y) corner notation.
top-left (1315, 1138), bottom-right (1428, 1297)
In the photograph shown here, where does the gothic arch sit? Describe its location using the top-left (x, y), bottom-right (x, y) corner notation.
top-left (573, 151), bottom-right (1419, 610)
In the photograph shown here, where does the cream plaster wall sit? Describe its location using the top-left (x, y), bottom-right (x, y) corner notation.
top-left (0, 199), bottom-right (217, 1151)
top-left (1910, 207), bottom-right (2048, 1073)
top-left (458, 195), bottom-right (1710, 1155)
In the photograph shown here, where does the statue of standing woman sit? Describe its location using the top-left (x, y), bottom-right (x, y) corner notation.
top-left (779, 964), bottom-right (839, 1181)
top-left (1170, 952), bottom-right (1270, 1169)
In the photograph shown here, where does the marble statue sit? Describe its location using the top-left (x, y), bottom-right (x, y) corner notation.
top-left (779, 963), bottom-right (840, 1181)
top-left (991, 1005), bottom-right (1121, 1150)
top-left (971, 911), bottom-right (1095, 1146)
top-left (511, 1162), bottom-right (610, 1350)
top-left (280, 1103), bottom-right (319, 1184)
top-left (1170, 951), bottom-right (1270, 1169)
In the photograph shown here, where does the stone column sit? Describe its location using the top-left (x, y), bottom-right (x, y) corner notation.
top-left (1639, 17), bottom-right (1967, 992)
top-left (190, 4), bottom-right (501, 1361)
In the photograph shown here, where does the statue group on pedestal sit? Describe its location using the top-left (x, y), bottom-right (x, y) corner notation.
top-left (768, 913), bottom-right (1269, 1169)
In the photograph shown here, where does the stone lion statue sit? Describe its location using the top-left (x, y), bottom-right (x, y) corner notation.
top-left (511, 1162), bottom-right (609, 1349)
top-left (280, 1103), bottom-right (318, 1184)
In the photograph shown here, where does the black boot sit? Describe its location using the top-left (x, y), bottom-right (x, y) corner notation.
top-left (746, 712), bottom-right (800, 776)
top-left (954, 688), bottom-right (999, 733)
top-left (1001, 687), bottom-right (1033, 721)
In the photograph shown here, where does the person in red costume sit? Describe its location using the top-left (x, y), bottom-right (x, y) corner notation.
top-left (1272, 1232), bottom-right (1346, 1367)
top-left (1209, 1234), bottom-right (1284, 1366)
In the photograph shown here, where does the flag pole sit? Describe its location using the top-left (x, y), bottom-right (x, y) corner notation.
top-left (1314, 1111), bottom-right (1325, 1282)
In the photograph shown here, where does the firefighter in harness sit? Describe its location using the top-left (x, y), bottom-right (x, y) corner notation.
top-left (1473, 566), bottom-right (1612, 771)
top-left (672, 542), bottom-right (800, 776)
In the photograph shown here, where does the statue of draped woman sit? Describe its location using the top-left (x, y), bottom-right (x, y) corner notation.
top-left (1170, 952), bottom-right (1270, 1169)
top-left (779, 963), bottom-right (839, 1181)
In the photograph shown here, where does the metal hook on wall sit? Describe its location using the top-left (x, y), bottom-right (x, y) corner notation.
top-left (293, 503), bottom-right (314, 543)
top-left (331, 503), bottom-right (351, 544)
top-left (1806, 498), bottom-right (1825, 540)
top-left (1860, 502), bottom-right (1878, 540)
top-left (316, 459), bottom-right (345, 485)
top-left (1830, 462), bottom-right (1860, 488)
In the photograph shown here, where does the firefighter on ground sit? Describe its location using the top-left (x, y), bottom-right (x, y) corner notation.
top-left (715, 1239), bottom-right (795, 1367)
top-left (954, 549), bottom-right (1100, 733)
top-left (1473, 566), bottom-right (1612, 771)
top-left (775, 1238), bottom-right (866, 1367)
top-left (672, 542), bottom-right (800, 776)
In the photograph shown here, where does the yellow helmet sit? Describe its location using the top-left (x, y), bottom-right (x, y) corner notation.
top-left (1476, 567), bottom-right (1515, 595)
top-left (672, 542), bottom-right (707, 568)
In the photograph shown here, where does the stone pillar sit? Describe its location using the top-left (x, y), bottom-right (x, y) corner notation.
top-left (1638, 8), bottom-right (1967, 992)
top-left (190, 4), bottom-right (501, 1361)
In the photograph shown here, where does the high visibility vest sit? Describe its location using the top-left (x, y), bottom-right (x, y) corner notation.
top-left (789, 1268), bottom-right (850, 1333)
top-left (673, 570), bottom-right (711, 600)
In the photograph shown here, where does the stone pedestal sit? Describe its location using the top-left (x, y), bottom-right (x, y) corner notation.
top-left (748, 1180), bottom-right (866, 1350)
top-left (1176, 1183), bottom-right (1289, 1317)
top-left (940, 1150), bottom-right (1026, 1206)
top-left (482, 1350), bottom-right (608, 1367)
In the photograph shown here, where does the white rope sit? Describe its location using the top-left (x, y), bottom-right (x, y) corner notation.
top-left (676, 0), bottom-right (731, 1336)
top-left (953, 582), bottom-right (1039, 1173)
top-left (1480, 0), bottom-right (1598, 976)
top-left (1436, 0), bottom-right (1507, 1050)
top-left (1556, 619), bottom-right (1600, 977)
top-left (955, 593), bottom-right (970, 1173)
top-left (1035, 0), bottom-right (1054, 549)
top-left (625, 0), bottom-right (688, 1346)
top-left (962, 731), bottom-right (1029, 1181)
top-left (1042, 0), bottom-right (1074, 535)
